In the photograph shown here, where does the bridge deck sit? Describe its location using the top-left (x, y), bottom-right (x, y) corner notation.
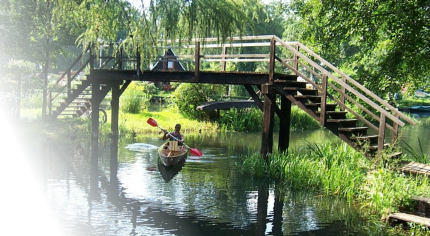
top-left (90, 70), bottom-right (297, 85)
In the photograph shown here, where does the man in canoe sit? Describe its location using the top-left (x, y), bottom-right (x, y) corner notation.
top-left (162, 123), bottom-right (184, 145)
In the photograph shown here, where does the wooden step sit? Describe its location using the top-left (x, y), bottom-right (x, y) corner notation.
top-left (338, 127), bottom-right (368, 136)
top-left (327, 119), bottom-right (358, 127)
top-left (368, 143), bottom-right (390, 150)
top-left (401, 162), bottom-right (430, 177)
top-left (387, 152), bottom-right (403, 159)
top-left (275, 80), bottom-right (307, 88)
top-left (388, 212), bottom-right (430, 227)
top-left (305, 103), bottom-right (337, 111)
top-left (295, 95), bottom-right (321, 100)
top-left (316, 111), bottom-right (348, 119)
top-left (412, 196), bottom-right (430, 217)
top-left (284, 87), bottom-right (318, 95)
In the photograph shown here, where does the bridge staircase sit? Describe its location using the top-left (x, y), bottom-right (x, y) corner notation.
top-left (49, 48), bottom-right (121, 119)
top-left (273, 77), bottom-right (394, 157)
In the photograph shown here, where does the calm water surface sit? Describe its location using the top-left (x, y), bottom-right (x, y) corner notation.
top-left (2, 115), bottom-right (429, 236)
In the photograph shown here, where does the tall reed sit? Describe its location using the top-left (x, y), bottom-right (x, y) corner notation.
top-left (238, 142), bottom-right (430, 223)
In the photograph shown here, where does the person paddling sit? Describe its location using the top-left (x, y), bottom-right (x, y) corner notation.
top-left (162, 123), bottom-right (184, 145)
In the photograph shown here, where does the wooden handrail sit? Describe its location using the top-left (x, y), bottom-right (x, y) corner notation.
top-left (290, 40), bottom-right (416, 126)
top-left (274, 37), bottom-right (408, 127)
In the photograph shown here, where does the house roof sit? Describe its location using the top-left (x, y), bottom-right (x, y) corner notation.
top-left (151, 48), bottom-right (186, 71)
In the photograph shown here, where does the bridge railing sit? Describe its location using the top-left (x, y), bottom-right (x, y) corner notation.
top-left (167, 35), bottom-right (416, 153)
top-left (270, 36), bottom-right (416, 153)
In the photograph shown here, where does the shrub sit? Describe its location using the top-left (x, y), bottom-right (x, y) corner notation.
top-left (120, 82), bottom-right (156, 113)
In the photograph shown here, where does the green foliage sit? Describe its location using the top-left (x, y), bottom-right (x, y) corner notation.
top-left (403, 138), bottom-right (429, 164)
top-left (289, 105), bottom-right (320, 131)
top-left (172, 83), bottom-right (225, 120)
top-left (219, 108), bottom-right (263, 132)
top-left (120, 82), bottom-right (157, 113)
top-left (289, 0), bottom-right (430, 96)
top-left (238, 142), bottom-right (430, 222)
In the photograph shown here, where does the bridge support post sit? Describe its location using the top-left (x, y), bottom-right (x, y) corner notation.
top-left (278, 96), bottom-right (291, 153)
top-left (261, 84), bottom-right (275, 160)
top-left (91, 79), bottom-right (101, 135)
top-left (111, 84), bottom-right (121, 138)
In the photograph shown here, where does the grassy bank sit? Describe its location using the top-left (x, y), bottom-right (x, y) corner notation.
top-left (238, 143), bottom-right (430, 235)
top-left (11, 109), bottom-right (219, 139)
top-left (19, 102), bottom-right (320, 139)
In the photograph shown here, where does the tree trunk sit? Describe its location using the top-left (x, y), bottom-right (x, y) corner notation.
top-left (42, 63), bottom-right (48, 121)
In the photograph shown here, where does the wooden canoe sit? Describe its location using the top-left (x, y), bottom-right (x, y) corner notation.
top-left (158, 142), bottom-right (188, 166)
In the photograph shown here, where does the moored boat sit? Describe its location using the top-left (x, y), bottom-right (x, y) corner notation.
top-left (158, 141), bottom-right (188, 166)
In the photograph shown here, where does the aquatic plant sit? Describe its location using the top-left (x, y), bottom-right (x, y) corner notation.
top-left (237, 142), bottom-right (430, 233)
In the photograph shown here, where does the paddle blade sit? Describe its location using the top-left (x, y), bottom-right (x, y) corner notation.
top-left (147, 118), bottom-right (158, 127)
top-left (190, 148), bottom-right (203, 157)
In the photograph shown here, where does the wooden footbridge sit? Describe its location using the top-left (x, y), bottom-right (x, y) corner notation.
top-left (49, 35), bottom-right (416, 158)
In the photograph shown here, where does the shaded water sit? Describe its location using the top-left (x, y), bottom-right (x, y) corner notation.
top-left (2, 115), bottom-right (429, 235)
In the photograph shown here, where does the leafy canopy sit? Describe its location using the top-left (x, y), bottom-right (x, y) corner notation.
top-left (290, 0), bottom-right (430, 95)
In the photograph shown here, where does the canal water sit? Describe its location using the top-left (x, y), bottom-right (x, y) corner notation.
top-left (1, 114), bottom-right (429, 236)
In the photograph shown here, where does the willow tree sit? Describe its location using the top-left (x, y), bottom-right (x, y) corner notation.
top-left (2, 0), bottom-right (264, 119)
top-left (55, 0), bottom-right (262, 68)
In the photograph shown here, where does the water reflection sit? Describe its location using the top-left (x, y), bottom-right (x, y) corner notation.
top-left (11, 122), bottom-right (401, 235)
top-left (157, 158), bottom-right (186, 183)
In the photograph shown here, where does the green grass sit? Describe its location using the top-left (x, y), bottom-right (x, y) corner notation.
top-left (397, 97), bottom-right (430, 108)
top-left (238, 142), bottom-right (430, 234)
top-left (11, 109), bottom-right (219, 139)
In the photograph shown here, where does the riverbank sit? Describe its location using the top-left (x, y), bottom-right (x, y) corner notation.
top-left (10, 109), bottom-right (219, 139)
top-left (237, 142), bottom-right (430, 235)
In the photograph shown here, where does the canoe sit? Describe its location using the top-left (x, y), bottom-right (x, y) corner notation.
top-left (158, 142), bottom-right (188, 166)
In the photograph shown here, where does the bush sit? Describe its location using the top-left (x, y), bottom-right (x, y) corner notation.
top-left (120, 82), bottom-right (157, 113)
top-left (172, 83), bottom-right (225, 120)
top-left (219, 108), bottom-right (263, 132)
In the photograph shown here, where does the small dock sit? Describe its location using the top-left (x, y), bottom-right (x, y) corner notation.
top-left (401, 162), bottom-right (430, 177)
top-left (388, 193), bottom-right (430, 228)
top-left (388, 213), bottom-right (430, 227)
top-left (196, 100), bottom-right (257, 110)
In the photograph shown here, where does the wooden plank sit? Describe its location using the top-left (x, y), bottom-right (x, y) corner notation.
top-left (91, 70), bottom-right (271, 85)
top-left (278, 96), bottom-right (291, 153)
top-left (195, 41), bottom-right (200, 81)
top-left (402, 162), bottom-right (430, 176)
top-left (261, 89), bottom-right (275, 159)
top-left (389, 213), bottom-right (430, 227)
top-left (327, 119), bottom-right (358, 123)
top-left (412, 196), bottom-right (430, 204)
top-left (320, 74), bottom-right (328, 126)
top-left (203, 54), bottom-right (269, 58)
top-left (378, 114), bottom-right (387, 155)
top-left (196, 100), bottom-right (257, 110)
